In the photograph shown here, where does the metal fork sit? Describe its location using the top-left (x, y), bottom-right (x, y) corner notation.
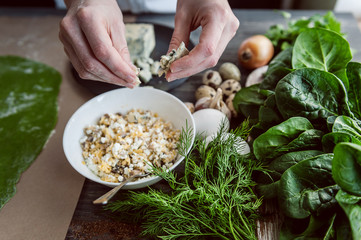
top-left (93, 172), bottom-right (149, 205)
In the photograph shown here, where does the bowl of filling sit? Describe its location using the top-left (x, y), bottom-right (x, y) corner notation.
top-left (63, 87), bottom-right (195, 189)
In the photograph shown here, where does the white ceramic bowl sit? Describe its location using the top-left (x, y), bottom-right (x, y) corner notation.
top-left (63, 87), bottom-right (195, 189)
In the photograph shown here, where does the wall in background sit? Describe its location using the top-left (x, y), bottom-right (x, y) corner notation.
top-left (54, 0), bottom-right (65, 9)
top-left (281, 0), bottom-right (337, 9)
top-left (1, 0), bottom-right (361, 19)
top-left (0, 0), bottom-right (54, 7)
top-left (334, 0), bottom-right (361, 18)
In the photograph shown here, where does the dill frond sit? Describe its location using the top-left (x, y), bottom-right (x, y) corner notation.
top-left (106, 119), bottom-right (264, 240)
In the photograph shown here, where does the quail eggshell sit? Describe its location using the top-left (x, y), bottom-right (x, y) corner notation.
top-left (192, 108), bottom-right (230, 138)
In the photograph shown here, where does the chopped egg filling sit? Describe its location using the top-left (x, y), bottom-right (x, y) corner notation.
top-left (80, 109), bottom-right (180, 183)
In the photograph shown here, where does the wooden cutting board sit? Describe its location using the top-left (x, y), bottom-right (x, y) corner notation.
top-left (65, 9), bottom-right (361, 240)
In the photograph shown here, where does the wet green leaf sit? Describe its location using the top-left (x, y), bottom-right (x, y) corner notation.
top-left (0, 56), bottom-right (61, 209)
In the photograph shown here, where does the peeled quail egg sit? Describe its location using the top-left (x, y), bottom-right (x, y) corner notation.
top-left (192, 109), bottom-right (230, 139)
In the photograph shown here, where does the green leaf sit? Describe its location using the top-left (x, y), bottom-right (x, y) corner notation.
top-left (278, 153), bottom-right (338, 219)
top-left (332, 115), bottom-right (361, 142)
top-left (292, 28), bottom-right (351, 73)
top-left (265, 11), bottom-right (343, 55)
top-left (322, 115), bottom-right (361, 154)
top-left (275, 68), bottom-right (351, 122)
top-left (0, 56), bottom-right (61, 209)
top-left (322, 132), bottom-right (361, 153)
top-left (232, 84), bottom-right (269, 119)
top-left (336, 189), bottom-right (361, 205)
top-left (313, 11), bottom-right (342, 34)
top-left (336, 190), bottom-right (361, 239)
top-left (253, 117), bottom-right (316, 161)
top-left (346, 62), bottom-right (361, 119)
top-left (257, 93), bottom-right (283, 130)
top-left (260, 47), bottom-right (293, 91)
top-left (276, 129), bottom-right (323, 152)
top-left (280, 214), bottom-right (337, 240)
top-left (333, 68), bottom-right (349, 91)
top-left (257, 150), bottom-right (324, 184)
top-left (332, 142), bottom-right (361, 196)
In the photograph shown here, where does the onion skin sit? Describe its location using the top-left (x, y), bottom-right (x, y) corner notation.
top-left (238, 35), bottom-right (274, 70)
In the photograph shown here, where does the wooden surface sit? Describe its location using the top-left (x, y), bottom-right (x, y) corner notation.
top-left (65, 10), bottom-right (361, 240)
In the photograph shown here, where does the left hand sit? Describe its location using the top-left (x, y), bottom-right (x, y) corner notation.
top-left (166, 0), bottom-right (239, 81)
top-left (59, 0), bottom-right (139, 88)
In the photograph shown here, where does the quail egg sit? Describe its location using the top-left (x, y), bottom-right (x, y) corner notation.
top-left (192, 108), bottom-right (230, 139)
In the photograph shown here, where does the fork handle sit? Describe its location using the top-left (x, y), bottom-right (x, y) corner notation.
top-left (93, 175), bottom-right (137, 205)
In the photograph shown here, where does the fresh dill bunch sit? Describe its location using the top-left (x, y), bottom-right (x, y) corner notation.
top-left (106, 119), bottom-right (264, 240)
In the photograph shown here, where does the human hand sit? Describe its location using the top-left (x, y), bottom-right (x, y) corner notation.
top-left (59, 0), bottom-right (139, 88)
top-left (166, 0), bottom-right (239, 82)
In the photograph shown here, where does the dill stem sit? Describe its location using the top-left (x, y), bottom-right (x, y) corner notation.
top-left (233, 224), bottom-right (248, 240)
top-left (228, 205), bottom-right (242, 240)
top-left (236, 206), bottom-right (255, 239)
top-left (176, 204), bottom-right (229, 240)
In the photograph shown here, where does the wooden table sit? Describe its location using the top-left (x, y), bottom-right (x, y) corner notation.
top-left (0, 8), bottom-right (361, 240)
top-left (65, 10), bottom-right (361, 240)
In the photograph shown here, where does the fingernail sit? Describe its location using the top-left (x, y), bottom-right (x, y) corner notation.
top-left (126, 75), bottom-right (139, 85)
top-left (125, 83), bottom-right (134, 89)
top-left (166, 76), bottom-right (174, 82)
top-left (169, 66), bottom-right (176, 74)
top-left (170, 64), bottom-right (184, 74)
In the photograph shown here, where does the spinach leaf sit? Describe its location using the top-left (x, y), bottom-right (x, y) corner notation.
top-left (322, 132), bottom-right (361, 153)
top-left (260, 47), bottom-right (293, 91)
top-left (280, 214), bottom-right (338, 240)
top-left (346, 62), bottom-right (361, 119)
top-left (276, 128), bottom-right (323, 152)
top-left (332, 115), bottom-right (361, 141)
top-left (292, 28), bottom-right (351, 77)
top-left (257, 93), bottom-right (283, 130)
top-left (336, 189), bottom-right (361, 205)
top-left (326, 115), bottom-right (338, 132)
top-left (258, 150), bottom-right (324, 183)
top-left (257, 150), bottom-right (324, 199)
top-left (312, 11), bottom-right (342, 33)
top-left (256, 181), bottom-right (279, 199)
top-left (0, 56), bottom-right (61, 209)
top-left (335, 190), bottom-right (361, 239)
top-left (232, 84), bottom-right (270, 119)
top-left (275, 68), bottom-right (351, 123)
top-left (334, 212), bottom-right (354, 240)
top-left (332, 142), bottom-right (361, 196)
top-left (278, 153), bottom-right (339, 219)
top-left (334, 68), bottom-right (349, 91)
top-left (253, 117), bottom-right (321, 161)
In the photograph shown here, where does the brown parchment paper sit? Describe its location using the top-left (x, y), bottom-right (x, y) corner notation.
top-left (0, 12), bottom-right (94, 240)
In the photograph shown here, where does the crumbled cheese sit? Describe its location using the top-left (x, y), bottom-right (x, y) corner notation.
top-left (158, 41), bottom-right (189, 77)
top-left (125, 23), bottom-right (160, 84)
top-left (80, 109), bottom-right (180, 183)
top-left (118, 175), bottom-right (124, 182)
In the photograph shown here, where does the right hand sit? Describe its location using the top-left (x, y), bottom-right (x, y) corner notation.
top-left (165, 0), bottom-right (239, 82)
top-left (59, 0), bottom-right (139, 88)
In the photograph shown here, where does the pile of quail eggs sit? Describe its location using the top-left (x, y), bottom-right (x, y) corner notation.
top-left (184, 62), bottom-right (242, 121)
